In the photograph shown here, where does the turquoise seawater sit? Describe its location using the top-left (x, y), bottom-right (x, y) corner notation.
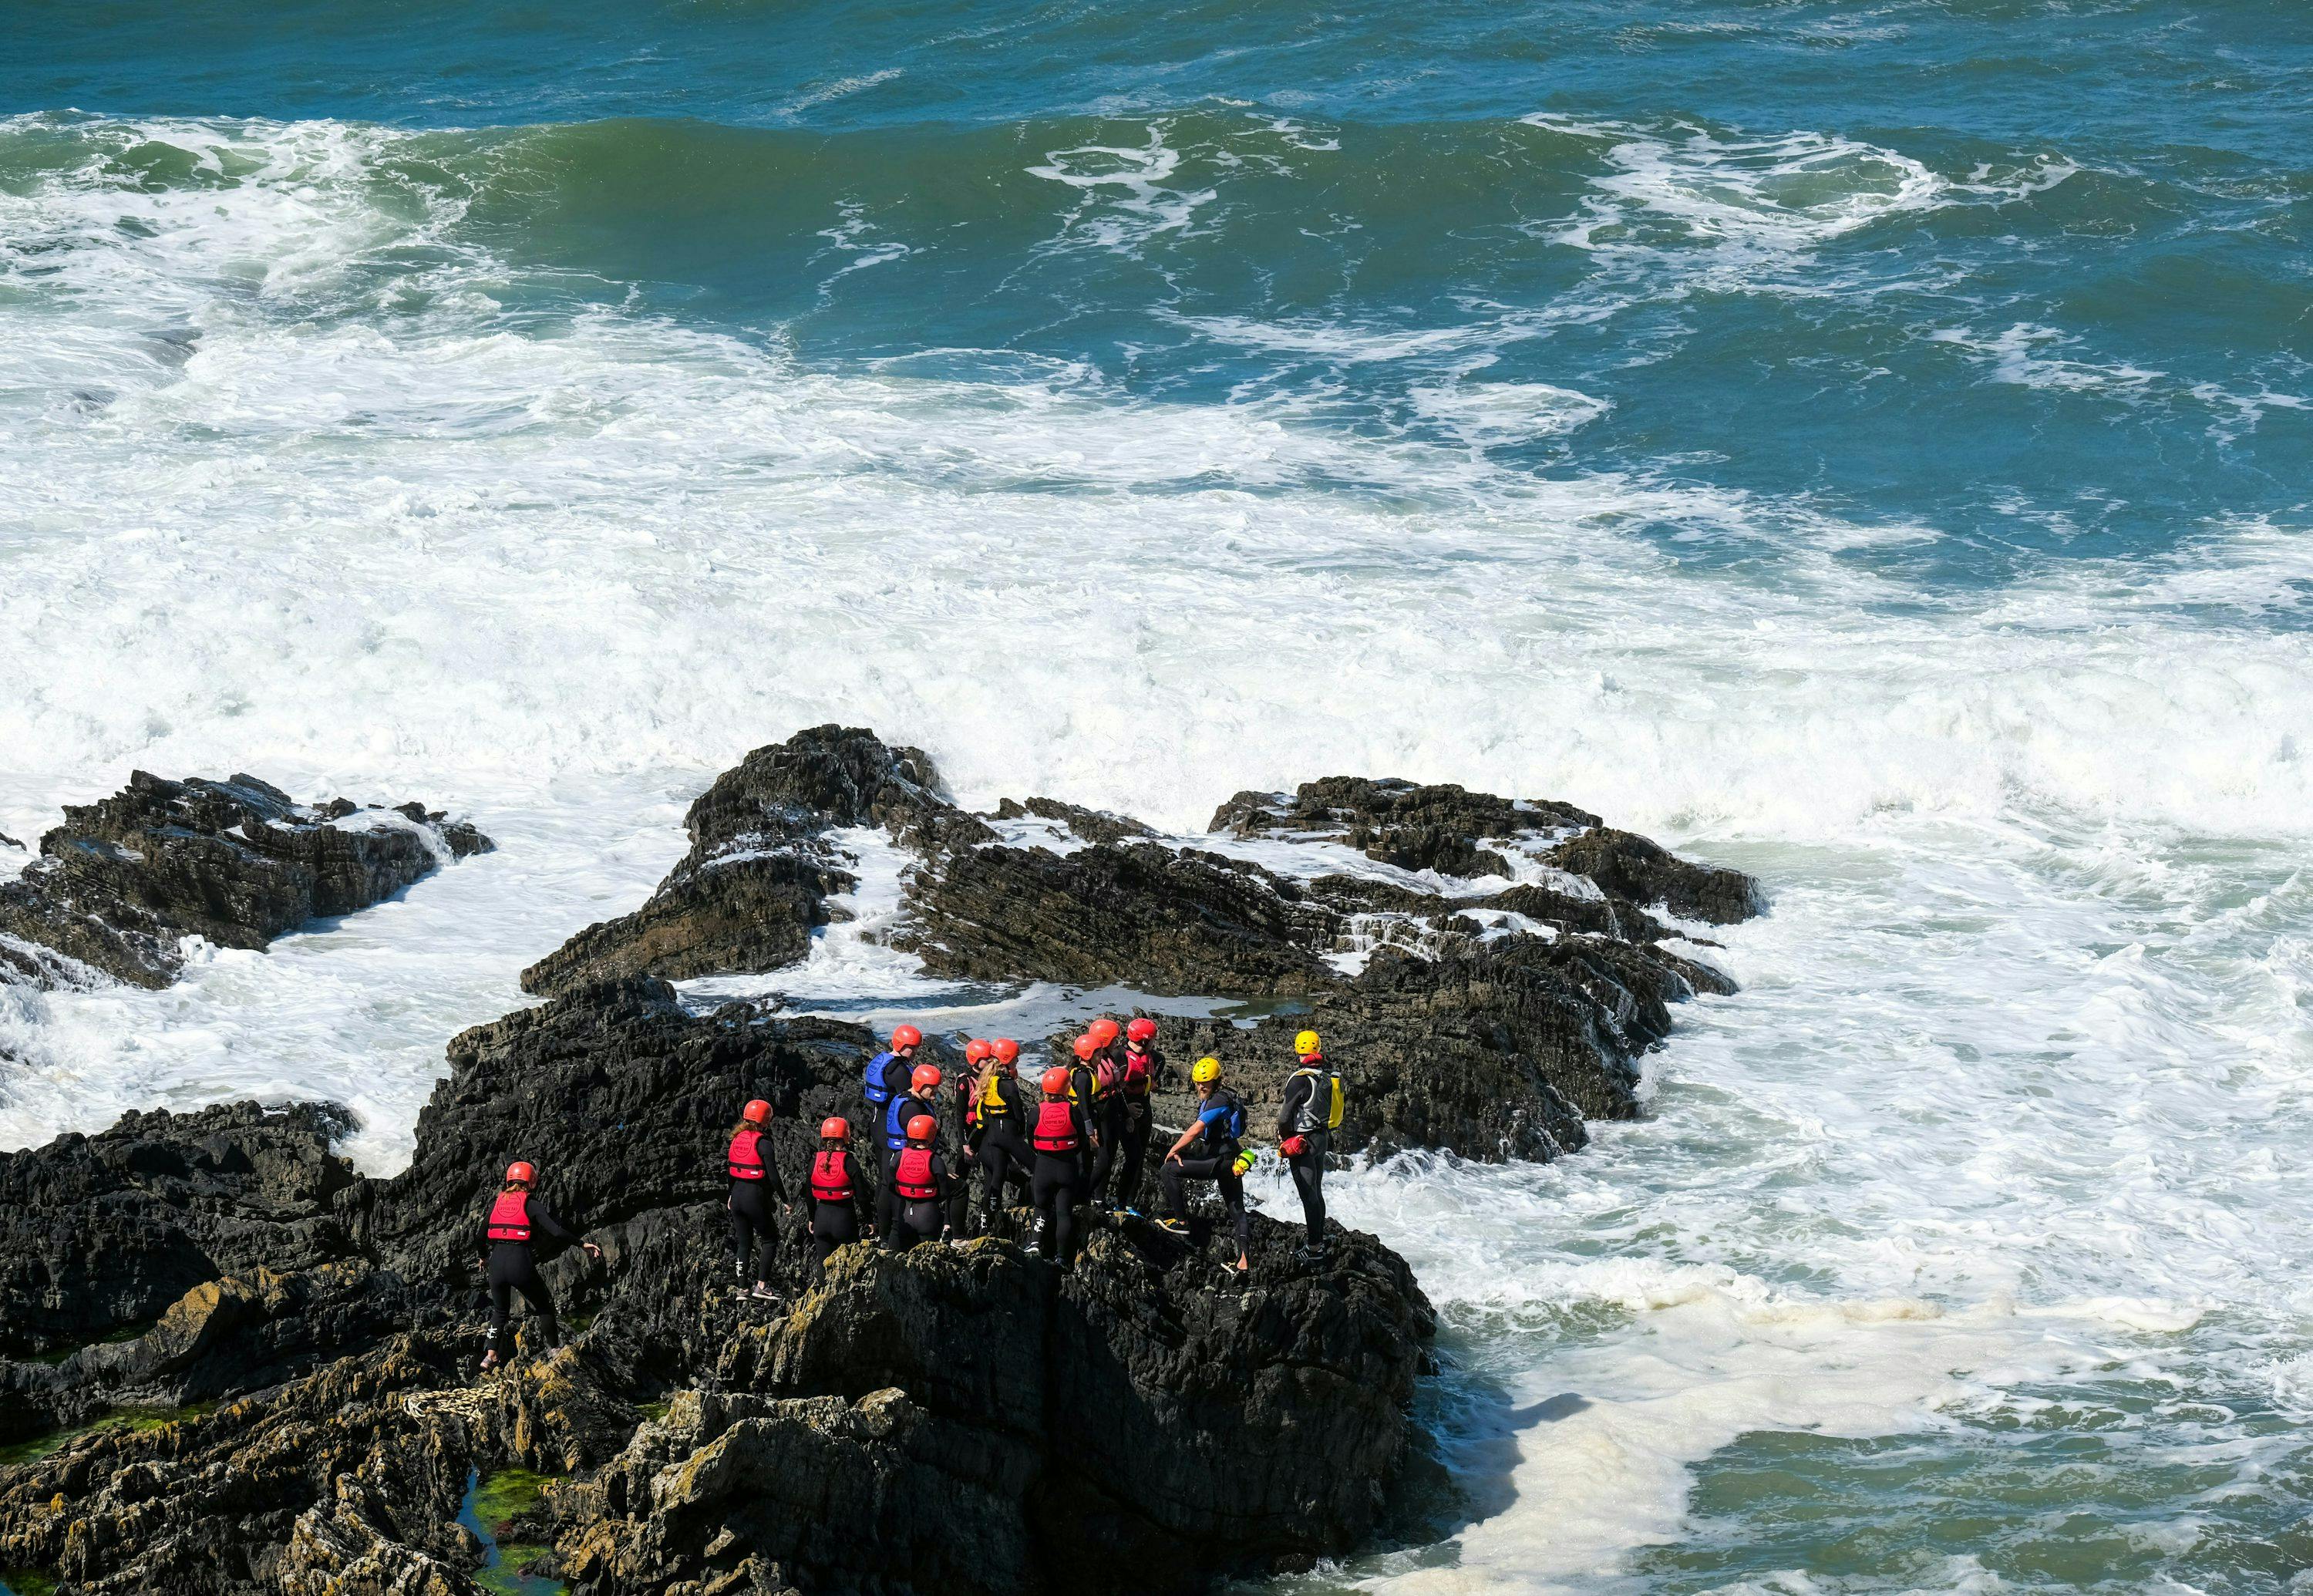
top-left (4, 5), bottom-right (2311, 1592)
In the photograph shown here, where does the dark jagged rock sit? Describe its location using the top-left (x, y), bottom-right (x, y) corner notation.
top-left (0, 1102), bottom-right (362, 1365)
top-left (0, 771), bottom-right (492, 990)
top-left (1212, 776), bottom-right (1598, 879)
top-left (1545, 826), bottom-right (1761, 924)
top-left (897, 840), bottom-right (1342, 996)
top-left (0, 980), bottom-right (1433, 1594)
top-left (520, 725), bottom-right (976, 998)
top-left (992, 794), bottom-right (1159, 847)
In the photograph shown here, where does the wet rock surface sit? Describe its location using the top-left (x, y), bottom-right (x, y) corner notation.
top-left (519, 726), bottom-right (968, 998)
top-left (0, 771), bottom-right (491, 991)
top-left (0, 983), bottom-right (1433, 1594)
top-left (0, 726), bottom-right (1763, 1592)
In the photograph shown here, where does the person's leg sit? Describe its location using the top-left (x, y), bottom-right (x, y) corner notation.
top-left (1088, 1098), bottom-right (1122, 1204)
top-left (487, 1258), bottom-right (515, 1362)
top-left (1050, 1163), bottom-right (1079, 1266)
top-left (728, 1186), bottom-right (757, 1281)
top-left (949, 1133), bottom-right (978, 1237)
top-left (1032, 1157), bottom-right (1067, 1259)
top-left (978, 1129), bottom-right (1017, 1234)
top-left (1116, 1103), bottom-right (1151, 1209)
top-left (1218, 1167), bottom-right (1250, 1261)
top-left (516, 1261), bottom-right (561, 1350)
top-left (1160, 1156), bottom-right (1190, 1221)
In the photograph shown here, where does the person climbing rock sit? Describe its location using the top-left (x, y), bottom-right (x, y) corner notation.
top-left (1277, 1029), bottom-right (1345, 1259)
top-left (1030, 1063), bottom-right (1096, 1267)
top-left (803, 1116), bottom-right (870, 1281)
top-left (862, 1022), bottom-right (923, 1191)
top-left (726, 1096), bottom-right (790, 1301)
top-left (949, 1037), bottom-right (994, 1236)
top-left (476, 1160), bottom-right (601, 1372)
top-left (1159, 1057), bottom-right (1252, 1272)
top-left (884, 1113), bottom-right (955, 1252)
top-left (880, 1060), bottom-right (941, 1236)
top-left (973, 1036), bottom-right (1034, 1237)
top-left (1112, 1015), bottom-right (1162, 1212)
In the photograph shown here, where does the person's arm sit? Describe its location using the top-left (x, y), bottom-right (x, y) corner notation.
top-left (1164, 1111), bottom-right (1204, 1162)
top-left (763, 1140), bottom-right (788, 1205)
top-left (527, 1200), bottom-right (604, 1260)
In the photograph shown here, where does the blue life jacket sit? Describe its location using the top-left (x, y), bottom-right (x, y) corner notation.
top-left (1197, 1090), bottom-right (1247, 1151)
top-left (886, 1090), bottom-right (928, 1150)
top-left (864, 1051), bottom-right (898, 1108)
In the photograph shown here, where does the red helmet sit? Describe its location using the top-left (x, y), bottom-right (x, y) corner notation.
top-left (1126, 1017), bottom-right (1158, 1043)
top-left (1040, 1066), bottom-right (1072, 1096)
top-left (1072, 1033), bottom-right (1099, 1061)
top-left (965, 1038), bottom-right (993, 1064)
top-left (891, 1024), bottom-right (923, 1051)
top-left (742, 1099), bottom-right (771, 1124)
top-left (504, 1160), bottom-right (534, 1184)
top-left (992, 1037), bottom-right (1020, 1066)
top-left (905, 1113), bottom-right (937, 1143)
top-left (820, 1116), bottom-right (849, 1140)
top-left (911, 1062), bottom-right (944, 1092)
top-left (1088, 1018), bottom-right (1121, 1047)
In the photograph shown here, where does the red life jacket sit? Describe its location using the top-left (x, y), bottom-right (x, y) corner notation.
top-left (727, 1128), bottom-right (767, 1181)
top-left (810, 1149), bottom-right (853, 1203)
top-left (1032, 1099), bottom-right (1080, 1153)
top-left (894, 1145), bottom-right (938, 1200)
top-left (486, 1190), bottom-right (532, 1242)
top-left (1122, 1048), bottom-right (1152, 1096)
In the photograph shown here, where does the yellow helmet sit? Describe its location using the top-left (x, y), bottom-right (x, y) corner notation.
top-left (1191, 1056), bottom-right (1223, 1085)
top-left (1294, 1029), bottom-right (1321, 1058)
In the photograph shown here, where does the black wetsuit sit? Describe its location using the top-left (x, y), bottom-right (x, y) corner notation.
top-left (877, 1088), bottom-right (934, 1235)
top-left (1113, 1045), bottom-right (1161, 1208)
top-left (884, 1143), bottom-right (955, 1251)
top-left (726, 1126), bottom-right (788, 1285)
top-left (971, 1070), bottom-right (1035, 1234)
top-left (865, 1050), bottom-right (914, 1190)
top-left (482, 1192), bottom-right (577, 1360)
top-left (1029, 1096), bottom-right (1096, 1265)
top-left (1161, 1087), bottom-right (1251, 1258)
top-left (803, 1144), bottom-right (869, 1281)
top-left (1278, 1067), bottom-right (1335, 1248)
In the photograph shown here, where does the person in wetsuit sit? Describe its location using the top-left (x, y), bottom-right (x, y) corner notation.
top-left (1276, 1029), bottom-right (1343, 1258)
top-left (879, 1062), bottom-right (941, 1236)
top-left (476, 1160), bottom-right (601, 1372)
top-left (884, 1113), bottom-right (956, 1252)
top-left (1029, 1065), bottom-right (1096, 1267)
top-left (861, 1022), bottom-right (923, 1194)
top-left (1111, 1016), bottom-right (1163, 1212)
top-left (948, 1038), bottom-right (994, 1237)
top-left (1158, 1056), bottom-right (1252, 1272)
top-left (1081, 1018), bottom-right (1130, 1207)
top-left (726, 1096), bottom-right (790, 1300)
top-left (803, 1116), bottom-right (870, 1281)
top-left (971, 1037), bottom-right (1035, 1237)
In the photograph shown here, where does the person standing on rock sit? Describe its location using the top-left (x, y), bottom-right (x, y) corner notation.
top-left (884, 1113), bottom-right (956, 1252)
top-left (1277, 1030), bottom-right (1345, 1261)
top-left (1082, 1017), bottom-right (1130, 1207)
top-left (948, 1038), bottom-right (994, 1237)
top-left (880, 1062), bottom-right (942, 1237)
top-left (863, 1023), bottom-right (924, 1194)
top-left (972, 1038), bottom-right (1035, 1237)
top-left (1030, 1064), bottom-right (1097, 1266)
top-left (1067, 1032), bottom-right (1105, 1194)
top-left (476, 1160), bottom-right (601, 1373)
top-left (1158, 1058), bottom-right (1252, 1272)
top-left (1111, 1017), bottom-right (1163, 1214)
top-left (726, 1097), bottom-right (789, 1301)
top-left (803, 1116), bottom-right (870, 1281)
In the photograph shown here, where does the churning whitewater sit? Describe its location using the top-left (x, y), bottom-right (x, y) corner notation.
top-left (5, 2), bottom-right (2313, 1589)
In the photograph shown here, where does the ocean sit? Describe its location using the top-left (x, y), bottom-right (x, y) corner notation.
top-left (4, 2), bottom-right (2311, 1588)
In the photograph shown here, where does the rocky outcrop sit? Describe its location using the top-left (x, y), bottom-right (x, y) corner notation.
top-left (1544, 826), bottom-right (1760, 924)
top-left (0, 978), bottom-right (1433, 1594)
top-left (0, 772), bottom-right (491, 990)
top-left (1212, 775), bottom-right (1598, 879)
top-left (519, 726), bottom-right (969, 998)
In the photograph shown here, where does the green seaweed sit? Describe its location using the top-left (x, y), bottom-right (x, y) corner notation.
top-left (2, 1567), bottom-right (61, 1596)
top-left (459, 1469), bottom-right (568, 1596)
top-left (476, 1543), bottom-right (561, 1596)
top-left (467, 1466), bottom-right (552, 1535)
top-left (0, 1402), bottom-right (217, 1469)
top-left (637, 1401), bottom-right (671, 1423)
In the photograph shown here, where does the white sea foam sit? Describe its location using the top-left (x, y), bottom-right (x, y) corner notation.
top-left (2, 110), bottom-right (2311, 1589)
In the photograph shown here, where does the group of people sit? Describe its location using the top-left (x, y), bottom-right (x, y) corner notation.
top-left (473, 1017), bottom-right (1345, 1369)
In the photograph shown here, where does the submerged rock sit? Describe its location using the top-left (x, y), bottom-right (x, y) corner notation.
top-left (0, 771), bottom-right (492, 991)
